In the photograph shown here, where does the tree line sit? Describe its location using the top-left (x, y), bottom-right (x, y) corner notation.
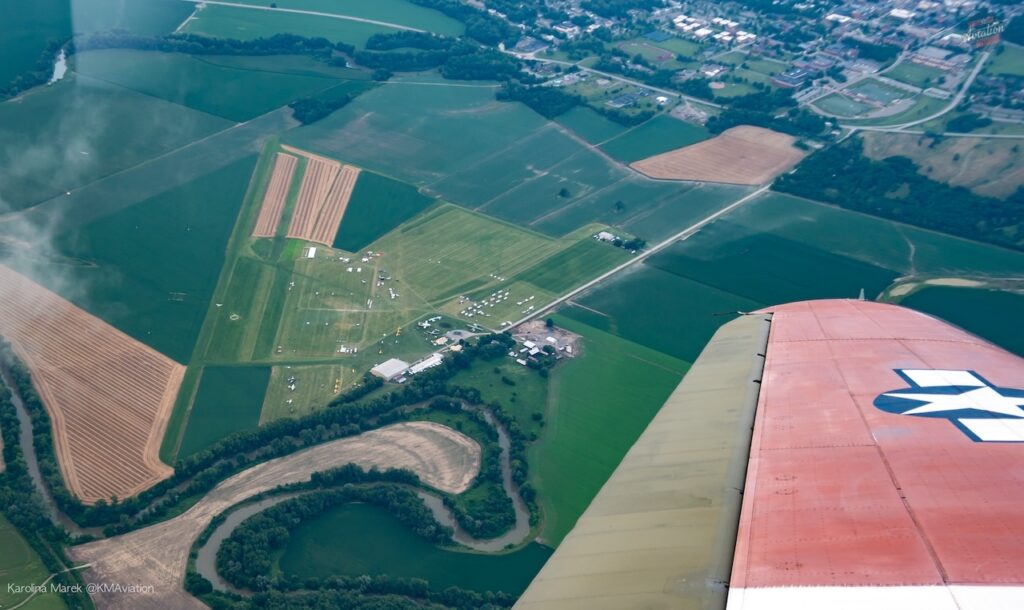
top-left (774, 138), bottom-right (1024, 251)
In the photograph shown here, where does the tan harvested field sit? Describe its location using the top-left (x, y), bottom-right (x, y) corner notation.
top-left (311, 165), bottom-right (361, 245)
top-left (69, 421), bottom-right (480, 610)
top-left (287, 156), bottom-right (340, 240)
top-left (0, 265), bottom-right (183, 504)
top-left (861, 131), bottom-right (1024, 198)
top-left (251, 152), bottom-right (298, 237)
top-left (280, 145), bottom-right (361, 246)
top-left (631, 125), bottom-right (807, 185)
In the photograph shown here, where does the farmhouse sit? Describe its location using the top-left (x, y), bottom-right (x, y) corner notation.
top-left (371, 358), bottom-right (410, 381)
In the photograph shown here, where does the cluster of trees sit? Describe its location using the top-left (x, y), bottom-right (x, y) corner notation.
top-left (0, 342), bottom-right (91, 608)
top-left (407, 0), bottom-right (517, 45)
top-left (0, 38), bottom-right (64, 101)
top-left (366, 31), bottom-right (453, 51)
top-left (706, 90), bottom-right (826, 138)
top-left (847, 38), bottom-right (900, 64)
top-left (774, 139), bottom-right (1024, 251)
top-left (1004, 17), bottom-right (1024, 46)
top-left (218, 485), bottom-right (452, 590)
top-left (945, 112), bottom-right (993, 133)
top-left (582, 0), bottom-right (664, 18)
top-left (496, 83), bottom-right (583, 119)
top-left (289, 92), bottom-right (356, 125)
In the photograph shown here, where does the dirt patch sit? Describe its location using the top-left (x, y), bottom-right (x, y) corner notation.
top-left (280, 145), bottom-right (361, 246)
top-left (631, 125), bottom-right (807, 185)
top-left (69, 421), bottom-right (480, 610)
top-left (926, 277), bottom-right (985, 287)
top-left (251, 152), bottom-right (298, 238)
top-left (0, 265), bottom-right (183, 504)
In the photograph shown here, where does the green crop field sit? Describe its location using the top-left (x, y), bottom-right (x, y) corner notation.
top-left (177, 365), bottom-right (271, 458)
top-left (900, 286), bottom-right (1024, 356)
top-left (554, 106), bottom-right (627, 144)
top-left (285, 79), bottom-right (749, 239)
top-left (279, 503), bottom-right (552, 594)
top-left (0, 0), bottom-right (70, 88)
top-left (73, 49), bottom-right (347, 121)
top-left (517, 238), bottom-right (629, 294)
top-left (71, 0), bottom-right (194, 36)
top-left (182, 4), bottom-right (401, 48)
top-left (0, 515), bottom-right (67, 610)
top-left (218, 0), bottom-right (465, 36)
top-left (0, 76), bottom-right (231, 209)
top-left (885, 62), bottom-right (947, 88)
top-left (333, 171), bottom-right (436, 252)
top-left (530, 315), bottom-right (688, 545)
top-left (35, 156), bottom-right (257, 363)
top-left (600, 115), bottom-right (710, 163)
top-left (197, 54), bottom-right (372, 80)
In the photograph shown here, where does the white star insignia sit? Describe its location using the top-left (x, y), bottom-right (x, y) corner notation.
top-left (883, 386), bottom-right (1024, 418)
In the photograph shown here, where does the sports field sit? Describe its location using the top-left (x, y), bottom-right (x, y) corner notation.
top-left (182, 4), bottom-right (401, 48)
top-left (599, 115), bottom-right (710, 163)
top-left (177, 366), bottom-right (271, 458)
top-left (73, 49), bottom-right (347, 121)
top-left (0, 515), bottom-right (66, 610)
top-left (332, 171), bottom-right (436, 252)
top-left (885, 62), bottom-right (947, 88)
top-left (530, 315), bottom-right (688, 545)
top-left (847, 78), bottom-right (908, 104)
top-left (0, 76), bottom-right (231, 209)
top-left (279, 503), bottom-right (552, 593)
top-left (216, 0), bottom-right (465, 36)
top-left (812, 93), bottom-right (873, 117)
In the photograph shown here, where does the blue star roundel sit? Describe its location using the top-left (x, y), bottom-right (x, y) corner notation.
top-left (874, 369), bottom-right (1024, 442)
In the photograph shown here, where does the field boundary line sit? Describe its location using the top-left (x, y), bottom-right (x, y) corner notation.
top-left (509, 185), bottom-right (771, 329)
top-left (180, 0), bottom-right (426, 32)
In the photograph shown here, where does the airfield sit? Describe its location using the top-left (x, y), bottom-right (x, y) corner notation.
top-left (0, 1), bottom-right (1022, 607)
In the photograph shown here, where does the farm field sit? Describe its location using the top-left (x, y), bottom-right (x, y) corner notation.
top-left (599, 115), bottom-right (710, 163)
top-left (0, 75), bottom-right (232, 209)
top-left (631, 125), bottom-right (805, 185)
top-left (554, 106), bottom-right (627, 144)
top-left (530, 315), bottom-right (688, 545)
top-left (332, 171), bottom-right (436, 252)
top-left (0, 0), bottom-right (70, 87)
top-left (177, 366), bottom-right (271, 458)
top-left (517, 238), bottom-right (630, 295)
top-left (279, 145), bottom-right (361, 245)
top-left (71, 0), bottom-right (194, 35)
top-left (885, 62), bottom-right (948, 88)
top-left (198, 54), bottom-right (372, 80)
top-left (73, 49), bottom-right (346, 121)
top-left (279, 503), bottom-right (552, 594)
top-left (286, 80), bottom-right (746, 240)
top-left (182, 4), bottom-right (400, 48)
top-left (252, 152), bottom-right (299, 237)
top-left (859, 131), bottom-right (1024, 199)
top-left (217, 0), bottom-right (465, 36)
top-left (260, 363), bottom-right (347, 423)
top-left (0, 265), bottom-right (183, 504)
top-left (899, 286), bottom-right (1024, 357)
top-left (41, 156), bottom-right (257, 363)
top-left (0, 515), bottom-right (67, 610)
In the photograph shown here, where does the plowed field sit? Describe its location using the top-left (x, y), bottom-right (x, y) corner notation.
top-left (631, 126), bottom-right (806, 185)
top-left (252, 152), bottom-right (298, 237)
top-left (0, 265), bottom-right (184, 504)
top-left (281, 145), bottom-right (361, 246)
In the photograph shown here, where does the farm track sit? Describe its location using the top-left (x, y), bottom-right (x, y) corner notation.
top-left (251, 152), bottom-right (297, 237)
top-left (0, 266), bottom-right (183, 504)
top-left (70, 422), bottom-right (480, 610)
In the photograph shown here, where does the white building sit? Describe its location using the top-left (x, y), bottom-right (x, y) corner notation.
top-left (408, 353), bottom-right (444, 375)
top-left (371, 358), bottom-right (410, 381)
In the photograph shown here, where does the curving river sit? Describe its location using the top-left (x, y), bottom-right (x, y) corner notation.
top-left (193, 406), bottom-right (533, 593)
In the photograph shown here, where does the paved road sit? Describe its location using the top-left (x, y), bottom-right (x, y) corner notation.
top-left (181, 0), bottom-right (424, 32)
top-left (509, 184), bottom-right (771, 329)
